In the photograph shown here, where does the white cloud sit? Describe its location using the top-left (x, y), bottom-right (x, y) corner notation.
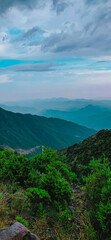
top-left (75, 70), bottom-right (111, 75)
top-left (0, 75), bottom-right (13, 84)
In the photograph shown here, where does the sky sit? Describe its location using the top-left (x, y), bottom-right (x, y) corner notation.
top-left (0, 0), bottom-right (111, 101)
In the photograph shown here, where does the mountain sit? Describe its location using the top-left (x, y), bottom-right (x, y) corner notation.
top-left (1, 99), bottom-right (111, 131)
top-left (42, 105), bottom-right (111, 130)
top-left (1, 99), bottom-right (111, 130)
top-left (1, 98), bottom-right (111, 115)
top-left (0, 104), bottom-right (37, 114)
top-left (59, 129), bottom-right (111, 177)
top-left (0, 107), bottom-right (96, 150)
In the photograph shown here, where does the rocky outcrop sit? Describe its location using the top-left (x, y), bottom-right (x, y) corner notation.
top-left (0, 222), bottom-right (40, 240)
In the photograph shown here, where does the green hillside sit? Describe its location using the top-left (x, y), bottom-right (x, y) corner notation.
top-left (59, 129), bottom-right (111, 178)
top-left (0, 107), bottom-right (95, 150)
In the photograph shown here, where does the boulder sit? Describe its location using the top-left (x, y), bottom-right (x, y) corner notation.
top-left (0, 222), bottom-right (40, 240)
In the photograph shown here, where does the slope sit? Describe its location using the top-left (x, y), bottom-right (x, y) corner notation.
top-left (59, 129), bottom-right (111, 177)
top-left (0, 107), bottom-right (95, 150)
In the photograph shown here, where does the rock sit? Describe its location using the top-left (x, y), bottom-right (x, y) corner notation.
top-left (72, 188), bottom-right (80, 193)
top-left (0, 222), bottom-right (40, 240)
top-left (69, 206), bottom-right (75, 213)
top-left (23, 232), bottom-right (39, 240)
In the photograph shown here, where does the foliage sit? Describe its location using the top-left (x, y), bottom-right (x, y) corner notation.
top-left (15, 216), bottom-right (28, 228)
top-left (41, 168), bottom-right (72, 209)
top-left (60, 129), bottom-right (111, 181)
top-left (84, 157), bottom-right (111, 240)
top-left (0, 148), bottom-right (75, 220)
top-left (1, 146), bottom-right (111, 239)
top-left (0, 192), bottom-right (3, 200)
top-left (26, 188), bottom-right (51, 216)
top-left (0, 149), bottom-right (30, 185)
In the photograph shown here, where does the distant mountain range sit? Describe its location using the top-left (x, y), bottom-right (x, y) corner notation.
top-left (1, 98), bottom-right (111, 113)
top-left (43, 104), bottom-right (111, 130)
top-left (0, 107), bottom-right (96, 150)
top-left (0, 98), bottom-right (111, 130)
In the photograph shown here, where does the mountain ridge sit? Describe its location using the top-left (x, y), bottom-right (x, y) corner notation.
top-left (43, 105), bottom-right (111, 130)
top-left (0, 107), bottom-right (96, 150)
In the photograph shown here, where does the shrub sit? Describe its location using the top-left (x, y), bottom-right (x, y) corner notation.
top-left (84, 157), bottom-right (111, 240)
top-left (0, 148), bottom-right (75, 221)
top-left (58, 208), bottom-right (71, 223)
top-left (15, 216), bottom-right (28, 228)
top-left (41, 166), bottom-right (72, 209)
top-left (0, 192), bottom-right (3, 200)
top-left (0, 150), bottom-right (30, 185)
top-left (26, 188), bottom-right (51, 216)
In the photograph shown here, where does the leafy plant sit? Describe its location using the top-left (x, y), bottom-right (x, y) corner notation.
top-left (15, 216), bottom-right (28, 228)
top-left (0, 192), bottom-right (3, 200)
top-left (84, 157), bottom-right (111, 240)
top-left (0, 148), bottom-right (76, 223)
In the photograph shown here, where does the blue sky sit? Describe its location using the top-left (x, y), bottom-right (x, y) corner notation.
top-left (0, 0), bottom-right (111, 101)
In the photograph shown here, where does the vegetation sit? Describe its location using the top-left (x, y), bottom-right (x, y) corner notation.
top-left (0, 107), bottom-right (95, 150)
top-left (0, 148), bottom-right (76, 220)
top-left (0, 138), bottom-right (111, 240)
top-left (15, 216), bottom-right (28, 228)
top-left (84, 157), bottom-right (111, 240)
top-left (59, 129), bottom-right (111, 180)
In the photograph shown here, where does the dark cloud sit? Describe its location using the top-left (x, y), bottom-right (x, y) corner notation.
top-left (0, 0), bottom-right (44, 14)
top-left (86, 0), bottom-right (107, 4)
top-left (41, 30), bottom-right (82, 53)
top-left (38, 0), bottom-right (111, 57)
top-left (40, 19), bottom-right (111, 56)
top-left (24, 27), bottom-right (45, 37)
top-left (1, 0), bottom-right (111, 59)
top-left (15, 26), bottom-right (46, 42)
top-left (53, 0), bottom-right (74, 14)
top-left (52, 0), bottom-right (71, 14)
top-left (0, 0), bottom-right (71, 14)
top-left (41, 33), bottom-right (63, 52)
top-left (0, 62), bottom-right (58, 72)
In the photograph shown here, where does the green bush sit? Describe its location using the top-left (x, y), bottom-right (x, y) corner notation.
top-left (0, 192), bottom-right (3, 200)
top-left (0, 148), bottom-right (75, 221)
top-left (15, 216), bottom-right (28, 228)
top-left (26, 188), bottom-right (51, 216)
top-left (0, 150), bottom-right (30, 185)
top-left (58, 208), bottom-right (71, 223)
top-left (41, 168), bottom-right (72, 209)
top-left (84, 157), bottom-right (111, 240)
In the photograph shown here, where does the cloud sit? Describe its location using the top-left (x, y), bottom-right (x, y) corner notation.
top-left (0, 0), bottom-right (111, 101)
top-left (0, 74), bottom-right (12, 83)
top-left (52, 0), bottom-right (73, 14)
top-left (39, 0), bottom-right (111, 57)
top-left (1, 62), bottom-right (58, 72)
top-left (0, 0), bottom-right (111, 59)
top-left (0, 0), bottom-right (72, 15)
top-left (0, 0), bottom-right (41, 14)
top-left (22, 26), bottom-right (45, 38)
top-left (86, 0), bottom-right (109, 4)
top-left (14, 26), bottom-right (46, 43)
